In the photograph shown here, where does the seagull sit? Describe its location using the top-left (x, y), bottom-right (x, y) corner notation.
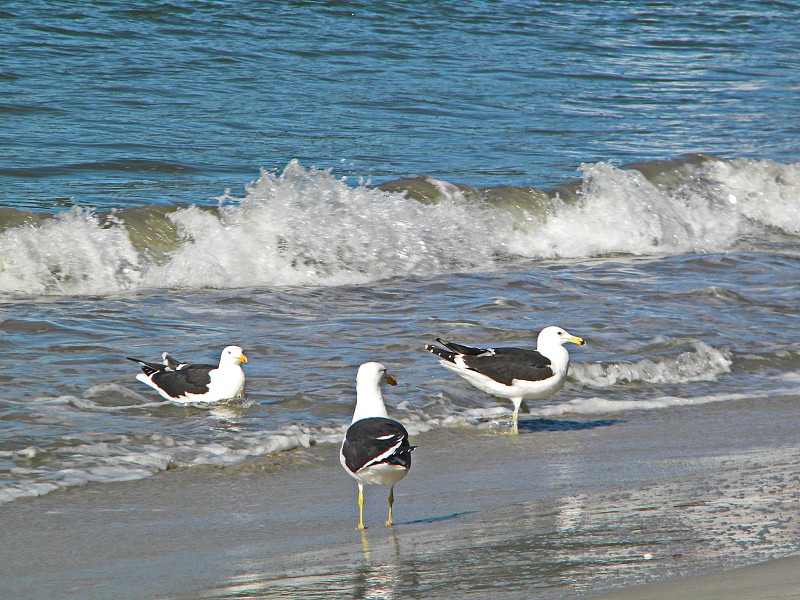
top-left (340, 362), bottom-right (415, 530)
top-left (127, 345), bottom-right (247, 404)
top-left (425, 326), bottom-right (585, 434)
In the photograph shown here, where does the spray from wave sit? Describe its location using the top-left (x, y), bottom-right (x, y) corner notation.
top-left (0, 155), bottom-right (797, 296)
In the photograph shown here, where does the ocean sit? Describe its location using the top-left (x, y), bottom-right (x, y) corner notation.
top-left (1, 1), bottom-right (799, 597)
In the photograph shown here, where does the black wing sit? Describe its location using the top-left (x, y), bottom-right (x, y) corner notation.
top-left (343, 417), bottom-right (415, 473)
top-left (425, 343), bottom-right (457, 362)
top-left (462, 347), bottom-right (554, 385)
top-left (150, 364), bottom-right (215, 397)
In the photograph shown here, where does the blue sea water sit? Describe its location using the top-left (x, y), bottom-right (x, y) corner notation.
top-left (0, 5), bottom-right (799, 591)
top-left (3, 0), bottom-right (799, 210)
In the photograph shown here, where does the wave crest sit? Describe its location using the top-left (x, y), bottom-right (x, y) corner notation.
top-left (571, 342), bottom-right (733, 387)
top-left (1, 156), bottom-right (798, 296)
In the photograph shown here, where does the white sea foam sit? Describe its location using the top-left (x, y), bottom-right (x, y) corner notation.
top-left (0, 208), bottom-right (143, 295)
top-left (439, 390), bottom-right (755, 424)
top-left (143, 161), bottom-right (509, 289)
top-left (0, 384), bottom-right (462, 505)
top-left (570, 342), bottom-right (733, 387)
top-left (705, 158), bottom-right (800, 235)
top-left (0, 416), bottom-right (317, 505)
top-left (0, 158), bottom-right (798, 295)
top-left (507, 160), bottom-right (763, 259)
top-left (533, 392), bottom-right (752, 418)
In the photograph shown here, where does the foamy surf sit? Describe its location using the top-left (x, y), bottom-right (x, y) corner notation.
top-left (0, 410), bottom-right (444, 506)
top-left (0, 156), bottom-right (798, 296)
top-left (533, 392), bottom-right (754, 418)
top-left (0, 398), bottom-right (316, 505)
top-left (570, 341), bottom-right (733, 387)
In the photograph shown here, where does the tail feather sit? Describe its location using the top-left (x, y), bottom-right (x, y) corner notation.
top-left (435, 338), bottom-right (488, 356)
top-left (127, 356), bottom-right (162, 376)
top-left (424, 343), bottom-right (457, 362)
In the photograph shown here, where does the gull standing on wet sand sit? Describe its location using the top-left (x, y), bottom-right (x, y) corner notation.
top-left (340, 362), bottom-right (415, 530)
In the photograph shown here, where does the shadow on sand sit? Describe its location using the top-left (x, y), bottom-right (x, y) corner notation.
top-left (517, 418), bottom-right (622, 432)
top-left (401, 510), bottom-right (477, 526)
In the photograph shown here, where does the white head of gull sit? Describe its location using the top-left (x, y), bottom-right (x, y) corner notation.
top-left (351, 360), bottom-right (397, 423)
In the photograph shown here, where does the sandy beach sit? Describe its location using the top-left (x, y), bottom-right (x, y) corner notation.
top-left (596, 556), bottom-right (800, 600)
top-left (3, 394), bottom-right (798, 599)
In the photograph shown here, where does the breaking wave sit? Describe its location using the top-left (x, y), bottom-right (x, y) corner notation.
top-left (570, 341), bottom-right (733, 387)
top-left (1, 155), bottom-right (798, 296)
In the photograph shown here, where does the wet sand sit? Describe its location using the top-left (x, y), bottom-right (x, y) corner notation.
top-left (596, 556), bottom-right (800, 599)
top-left (2, 396), bottom-right (798, 599)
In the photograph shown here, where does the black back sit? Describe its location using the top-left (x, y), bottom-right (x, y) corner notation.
top-left (462, 347), bottom-right (554, 385)
top-left (150, 364), bottom-right (215, 397)
top-left (343, 417), bottom-right (414, 473)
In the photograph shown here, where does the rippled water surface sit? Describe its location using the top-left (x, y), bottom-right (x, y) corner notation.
top-left (2, 1), bottom-right (799, 209)
top-left (2, 248), bottom-right (799, 504)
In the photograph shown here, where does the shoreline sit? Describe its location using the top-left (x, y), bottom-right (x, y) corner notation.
top-left (2, 402), bottom-right (798, 599)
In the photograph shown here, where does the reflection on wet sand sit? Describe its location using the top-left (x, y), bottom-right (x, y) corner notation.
top-left (354, 528), bottom-right (407, 600)
top-left (183, 446), bottom-right (798, 599)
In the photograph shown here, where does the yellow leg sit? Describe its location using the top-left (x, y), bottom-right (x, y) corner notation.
top-left (357, 484), bottom-right (366, 531)
top-left (385, 486), bottom-right (395, 527)
top-left (512, 403), bottom-right (519, 435)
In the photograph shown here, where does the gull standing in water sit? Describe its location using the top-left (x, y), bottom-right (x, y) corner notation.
top-left (127, 345), bottom-right (247, 404)
top-left (425, 326), bottom-right (585, 434)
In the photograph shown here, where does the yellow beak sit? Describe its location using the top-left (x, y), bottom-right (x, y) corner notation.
top-left (569, 336), bottom-right (586, 346)
top-left (385, 374), bottom-right (398, 386)
top-left (239, 354), bottom-right (248, 363)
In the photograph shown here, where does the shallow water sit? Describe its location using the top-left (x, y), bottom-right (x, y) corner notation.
top-left (2, 247), bottom-right (799, 505)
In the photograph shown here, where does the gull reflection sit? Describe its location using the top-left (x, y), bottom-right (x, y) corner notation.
top-left (354, 528), bottom-right (405, 600)
top-left (184, 528), bottom-right (413, 599)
